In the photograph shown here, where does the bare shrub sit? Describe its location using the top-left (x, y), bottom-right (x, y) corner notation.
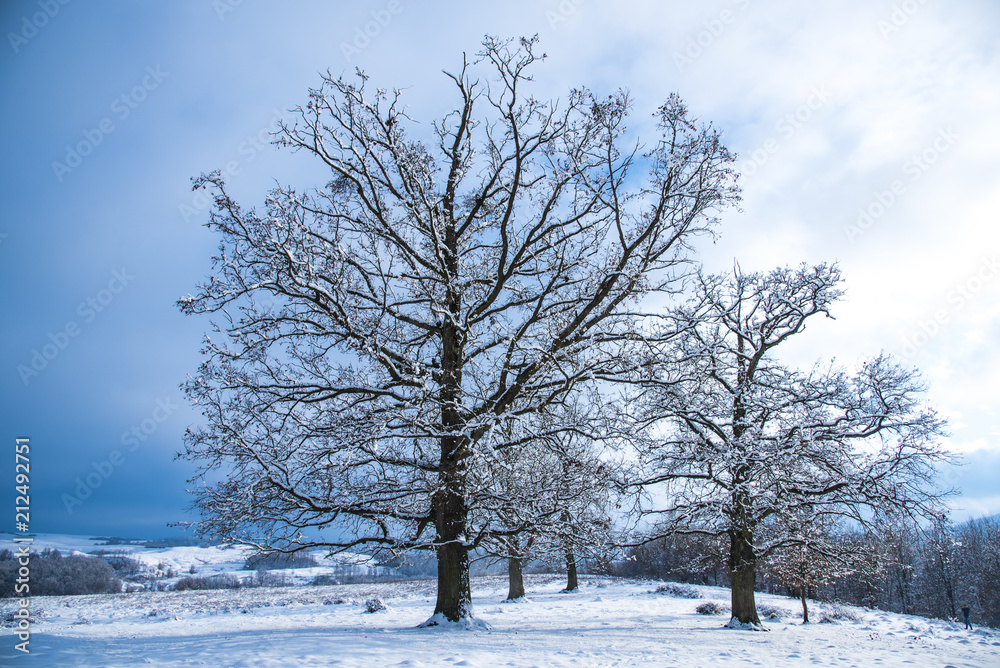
top-left (173, 574), bottom-right (243, 591)
top-left (757, 604), bottom-right (789, 620)
top-left (364, 598), bottom-right (388, 613)
top-left (696, 601), bottom-right (730, 615)
top-left (818, 604), bottom-right (860, 623)
top-left (651, 583), bottom-right (701, 599)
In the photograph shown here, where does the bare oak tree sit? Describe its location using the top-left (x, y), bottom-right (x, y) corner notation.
top-left (631, 263), bottom-right (951, 628)
top-left (178, 36), bottom-right (739, 623)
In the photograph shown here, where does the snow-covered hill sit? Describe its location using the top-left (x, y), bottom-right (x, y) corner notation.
top-left (2, 573), bottom-right (997, 667)
top-left (3, 533), bottom-right (382, 589)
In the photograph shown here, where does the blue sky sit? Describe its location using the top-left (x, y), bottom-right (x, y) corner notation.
top-left (2, 0), bottom-right (998, 538)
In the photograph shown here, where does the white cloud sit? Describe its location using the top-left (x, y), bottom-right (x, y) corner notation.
top-left (948, 495), bottom-right (1000, 522)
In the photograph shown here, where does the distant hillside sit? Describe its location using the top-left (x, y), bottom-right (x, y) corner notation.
top-left (1, 532), bottom-right (394, 594)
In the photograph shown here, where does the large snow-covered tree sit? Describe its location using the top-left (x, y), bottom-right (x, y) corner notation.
top-left (630, 263), bottom-right (951, 628)
top-left (178, 36), bottom-right (739, 623)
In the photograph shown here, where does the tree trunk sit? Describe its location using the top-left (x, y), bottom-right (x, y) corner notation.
top-left (943, 564), bottom-right (956, 619)
top-left (729, 530), bottom-right (761, 626)
top-left (800, 587), bottom-right (809, 623)
top-left (729, 361), bottom-right (760, 628)
top-left (430, 217), bottom-right (473, 623)
top-left (431, 482), bottom-right (471, 621)
top-left (507, 556), bottom-right (525, 600)
top-left (565, 551), bottom-right (579, 592)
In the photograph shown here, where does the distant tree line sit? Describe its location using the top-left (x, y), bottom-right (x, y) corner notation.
top-left (0, 549), bottom-right (121, 597)
top-left (243, 551), bottom-right (318, 570)
top-left (92, 536), bottom-right (221, 548)
top-left (824, 516), bottom-right (1000, 629)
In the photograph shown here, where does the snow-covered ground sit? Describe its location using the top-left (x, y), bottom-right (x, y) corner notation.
top-left (2, 573), bottom-right (997, 667)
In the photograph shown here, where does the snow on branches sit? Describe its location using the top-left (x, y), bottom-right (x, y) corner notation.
top-left (178, 36), bottom-right (740, 622)
top-left (629, 263), bottom-right (952, 626)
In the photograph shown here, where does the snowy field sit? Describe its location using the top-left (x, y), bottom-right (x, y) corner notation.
top-left (2, 573), bottom-right (998, 667)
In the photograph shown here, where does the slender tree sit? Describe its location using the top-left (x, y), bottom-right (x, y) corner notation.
top-left (178, 36), bottom-right (740, 623)
top-left (762, 515), bottom-right (855, 623)
top-left (631, 263), bottom-right (951, 628)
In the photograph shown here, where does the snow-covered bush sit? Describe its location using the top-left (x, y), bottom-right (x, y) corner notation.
top-left (696, 601), bottom-right (730, 615)
top-left (88, 550), bottom-right (144, 578)
top-left (2, 610), bottom-right (37, 627)
top-left (651, 583), bottom-right (701, 599)
top-left (817, 604), bottom-right (860, 623)
top-left (173, 574), bottom-right (242, 591)
top-left (364, 597), bottom-right (388, 613)
top-left (757, 604), bottom-right (789, 620)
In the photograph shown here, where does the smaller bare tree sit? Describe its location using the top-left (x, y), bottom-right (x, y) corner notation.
top-left (473, 399), bottom-right (619, 599)
top-left (630, 263), bottom-right (952, 628)
top-left (762, 515), bottom-right (855, 623)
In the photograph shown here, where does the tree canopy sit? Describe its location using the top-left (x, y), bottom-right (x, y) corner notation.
top-left (178, 35), bottom-right (740, 622)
